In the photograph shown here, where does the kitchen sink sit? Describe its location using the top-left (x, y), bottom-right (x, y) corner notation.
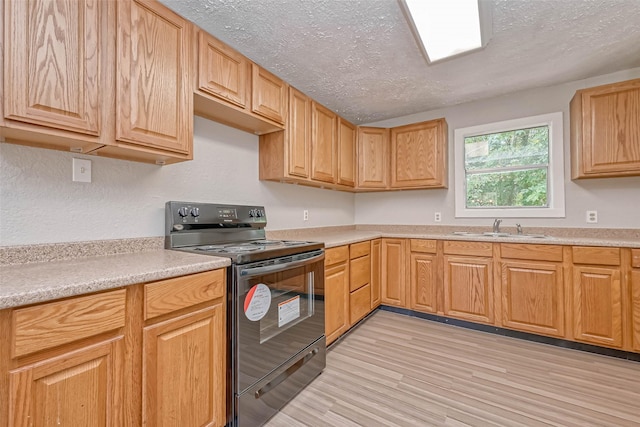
top-left (452, 231), bottom-right (553, 240)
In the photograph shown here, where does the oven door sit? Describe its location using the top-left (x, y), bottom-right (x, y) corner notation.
top-left (234, 249), bottom-right (325, 393)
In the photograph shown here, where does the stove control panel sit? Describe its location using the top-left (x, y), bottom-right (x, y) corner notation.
top-left (166, 202), bottom-right (267, 234)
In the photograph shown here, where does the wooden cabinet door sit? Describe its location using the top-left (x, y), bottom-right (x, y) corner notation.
top-left (311, 102), bottom-right (337, 183)
top-left (116, 0), bottom-right (193, 155)
top-left (9, 337), bottom-right (124, 426)
top-left (338, 118), bottom-right (356, 186)
top-left (4, 0), bottom-right (104, 135)
top-left (287, 87), bottom-right (311, 178)
top-left (370, 239), bottom-right (382, 308)
top-left (632, 270), bottom-right (640, 352)
top-left (410, 253), bottom-right (437, 314)
top-left (197, 32), bottom-right (247, 108)
top-left (143, 303), bottom-right (225, 427)
top-left (571, 78), bottom-right (640, 178)
top-left (443, 256), bottom-right (494, 324)
top-left (501, 261), bottom-right (565, 338)
top-left (381, 239), bottom-right (407, 307)
top-left (251, 64), bottom-right (287, 124)
top-left (572, 266), bottom-right (623, 348)
top-left (357, 127), bottom-right (389, 188)
top-left (325, 261), bottom-right (349, 345)
top-left (391, 119), bottom-right (447, 188)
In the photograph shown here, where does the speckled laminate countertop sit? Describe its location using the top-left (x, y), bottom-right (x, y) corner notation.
top-left (267, 225), bottom-right (640, 249)
top-left (0, 244), bottom-right (230, 309)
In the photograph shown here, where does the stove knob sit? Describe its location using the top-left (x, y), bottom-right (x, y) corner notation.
top-left (190, 207), bottom-right (200, 218)
top-left (255, 210), bottom-right (262, 218)
top-left (178, 207), bottom-right (189, 217)
top-left (248, 209), bottom-right (255, 218)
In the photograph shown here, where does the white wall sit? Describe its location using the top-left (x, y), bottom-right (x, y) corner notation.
top-left (356, 68), bottom-right (640, 229)
top-left (0, 117), bottom-right (355, 246)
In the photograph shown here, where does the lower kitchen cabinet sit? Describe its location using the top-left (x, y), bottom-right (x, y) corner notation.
top-left (571, 247), bottom-right (623, 349)
top-left (381, 238), bottom-right (407, 307)
top-left (370, 239), bottom-right (382, 309)
top-left (409, 239), bottom-right (438, 314)
top-left (633, 269), bottom-right (640, 352)
top-left (143, 304), bottom-right (225, 427)
top-left (499, 243), bottom-right (565, 338)
top-left (8, 337), bottom-right (125, 426)
top-left (349, 241), bottom-right (372, 325)
top-left (0, 269), bottom-right (227, 427)
top-left (443, 241), bottom-right (494, 324)
top-left (325, 246), bottom-right (350, 345)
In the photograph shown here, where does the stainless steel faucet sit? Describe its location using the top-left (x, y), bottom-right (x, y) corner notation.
top-left (516, 223), bottom-right (523, 235)
top-left (493, 219), bottom-right (502, 233)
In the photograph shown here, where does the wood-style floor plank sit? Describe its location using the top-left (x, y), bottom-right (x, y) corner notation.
top-left (265, 310), bottom-right (640, 427)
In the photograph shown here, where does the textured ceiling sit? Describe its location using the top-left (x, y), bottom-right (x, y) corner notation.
top-left (159, 0), bottom-right (640, 124)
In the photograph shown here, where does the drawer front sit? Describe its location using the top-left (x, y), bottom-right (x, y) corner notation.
top-left (350, 241), bottom-right (371, 259)
top-left (12, 289), bottom-right (127, 358)
top-left (350, 283), bottom-right (372, 326)
top-left (573, 246), bottom-right (621, 266)
top-left (350, 255), bottom-right (371, 292)
top-left (410, 239), bottom-right (437, 254)
top-left (325, 245), bottom-right (349, 266)
top-left (444, 240), bottom-right (493, 257)
top-left (501, 243), bottom-right (563, 262)
top-left (632, 249), bottom-right (640, 268)
top-left (145, 269), bottom-right (226, 320)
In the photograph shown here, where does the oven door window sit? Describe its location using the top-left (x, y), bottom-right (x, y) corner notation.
top-left (243, 266), bottom-right (314, 343)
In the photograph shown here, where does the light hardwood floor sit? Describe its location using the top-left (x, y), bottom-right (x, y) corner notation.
top-left (265, 310), bottom-right (640, 427)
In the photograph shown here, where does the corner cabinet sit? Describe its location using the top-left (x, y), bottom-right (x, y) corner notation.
top-left (357, 127), bottom-right (389, 189)
top-left (570, 78), bottom-right (640, 178)
top-left (391, 119), bottom-right (448, 189)
top-left (409, 239), bottom-right (438, 314)
top-left (381, 238), bottom-right (407, 307)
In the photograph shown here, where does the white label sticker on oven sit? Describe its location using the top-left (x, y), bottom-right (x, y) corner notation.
top-left (278, 295), bottom-right (300, 327)
top-left (244, 283), bottom-right (271, 321)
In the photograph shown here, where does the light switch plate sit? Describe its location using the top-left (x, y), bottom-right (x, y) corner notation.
top-left (72, 158), bottom-right (92, 183)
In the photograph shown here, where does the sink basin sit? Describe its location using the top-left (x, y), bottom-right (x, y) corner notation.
top-left (452, 231), bottom-right (553, 240)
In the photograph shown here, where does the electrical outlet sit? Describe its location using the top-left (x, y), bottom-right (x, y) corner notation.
top-left (434, 212), bottom-right (442, 222)
top-left (586, 210), bottom-right (598, 224)
top-left (72, 158), bottom-right (92, 183)
top-left (303, 210), bottom-right (309, 221)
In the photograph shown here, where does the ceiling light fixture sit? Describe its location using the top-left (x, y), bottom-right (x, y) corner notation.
top-left (399, 0), bottom-right (493, 64)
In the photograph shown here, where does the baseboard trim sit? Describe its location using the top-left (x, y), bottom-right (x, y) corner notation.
top-left (378, 305), bottom-right (640, 363)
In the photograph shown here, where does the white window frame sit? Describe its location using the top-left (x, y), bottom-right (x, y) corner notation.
top-left (454, 112), bottom-right (565, 218)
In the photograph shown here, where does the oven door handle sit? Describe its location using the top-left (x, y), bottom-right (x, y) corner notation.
top-left (239, 252), bottom-right (324, 277)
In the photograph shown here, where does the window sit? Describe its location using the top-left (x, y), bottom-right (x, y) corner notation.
top-left (454, 112), bottom-right (565, 218)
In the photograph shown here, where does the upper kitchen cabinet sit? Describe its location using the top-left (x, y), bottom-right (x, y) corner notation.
top-left (357, 127), bottom-right (389, 189)
top-left (194, 31), bottom-right (285, 135)
top-left (390, 118), bottom-right (448, 189)
top-left (251, 64), bottom-right (287, 125)
top-left (1, 0), bottom-right (196, 165)
top-left (260, 86), bottom-right (311, 180)
top-left (337, 118), bottom-right (356, 187)
top-left (102, 0), bottom-right (194, 164)
top-left (570, 78), bottom-right (640, 178)
top-left (1, 0), bottom-right (111, 153)
top-left (311, 101), bottom-right (338, 184)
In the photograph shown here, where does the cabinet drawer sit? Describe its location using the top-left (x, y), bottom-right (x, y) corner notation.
top-left (444, 240), bottom-right (493, 257)
top-left (350, 255), bottom-right (371, 292)
top-left (325, 246), bottom-right (349, 266)
top-left (572, 246), bottom-right (621, 266)
top-left (501, 243), bottom-right (563, 262)
top-left (145, 269), bottom-right (225, 320)
top-left (12, 289), bottom-right (127, 358)
top-left (350, 241), bottom-right (371, 259)
top-left (632, 249), bottom-right (640, 268)
top-left (350, 283), bottom-right (371, 325)
top-left (410, 239), bottom-right (437, 254)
